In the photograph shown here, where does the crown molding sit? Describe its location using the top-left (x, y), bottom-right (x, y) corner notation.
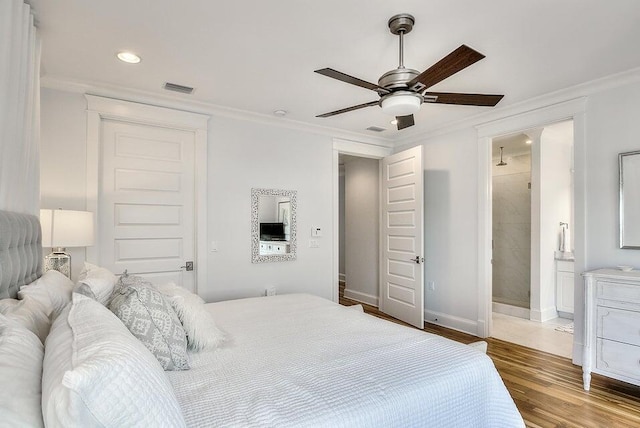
top-left (41, 75), bottom-right (395, 149)
top-left (395, 66), bottom-right (640, 148)
top-left (42, 65), bottom-right (640, 151)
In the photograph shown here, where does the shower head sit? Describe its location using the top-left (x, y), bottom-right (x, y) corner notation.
top-left (496, 146), bottom-right (507, 166)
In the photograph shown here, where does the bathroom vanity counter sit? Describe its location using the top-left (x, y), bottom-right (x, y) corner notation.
top-left (556, 257), bottom-right (575, 316)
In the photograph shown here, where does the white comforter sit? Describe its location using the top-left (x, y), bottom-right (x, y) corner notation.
top-left (167, 294), bottom-right (524, 427)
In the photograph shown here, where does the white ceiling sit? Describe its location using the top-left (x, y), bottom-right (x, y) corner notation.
top-left (29, 0), bottom-right (640, 142)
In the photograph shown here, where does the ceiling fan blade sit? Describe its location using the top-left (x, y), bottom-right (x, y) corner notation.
top-left (396, 114), bottom-right (415, 130)
top-left (315, 68), bottom-right (389, 94)
top-left (316, 100), bottom-right (379, 118)
top-left (424, 92), bottom-right (504, 106)
top-left (408, 45), bottom-right (485, 92)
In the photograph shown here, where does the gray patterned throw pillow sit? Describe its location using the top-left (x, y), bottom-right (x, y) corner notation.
top-left (109, 275), bottom-right (189, 371)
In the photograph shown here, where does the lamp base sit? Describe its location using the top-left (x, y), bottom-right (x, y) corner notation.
top-left (44, 248), bottom-right (71, 279)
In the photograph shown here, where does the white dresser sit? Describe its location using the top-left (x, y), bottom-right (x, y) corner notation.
top-left (582, 269), bottom-right (640, 391)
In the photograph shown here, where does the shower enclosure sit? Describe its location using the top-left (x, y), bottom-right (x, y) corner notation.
top-left (492, 139), bottom-right (532, 315)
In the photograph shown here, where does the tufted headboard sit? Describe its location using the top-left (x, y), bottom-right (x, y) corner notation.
top-left (0, 210), bottom-right (43, 299)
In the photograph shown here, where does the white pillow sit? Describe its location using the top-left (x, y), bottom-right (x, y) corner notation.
top-left (74, 262), bottom-right (117, 305)
top-left (0, 297), bottom-right (51, 344)
top-left (154, 282), bottom-right (225, 351)
top-left (42, 293), bottom-right (186, 428)
top-left (0, 314), bottom-right (45, 428)
top-left (18, 269), bottom-right (75, 318)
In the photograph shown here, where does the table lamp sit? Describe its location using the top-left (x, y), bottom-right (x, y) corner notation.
top-left (40, 209), bottom-right (95, 278)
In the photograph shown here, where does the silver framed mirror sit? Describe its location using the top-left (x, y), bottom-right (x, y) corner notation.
top-left (620, 150), bottom-right (640, 249)
top-left (251, 188), bottom-right (297, 263)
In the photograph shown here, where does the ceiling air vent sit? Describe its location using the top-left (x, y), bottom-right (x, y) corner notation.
top-left (163, 82), bottom-right (194, 94)
top-left (366, 126), bottom-right (386, 132)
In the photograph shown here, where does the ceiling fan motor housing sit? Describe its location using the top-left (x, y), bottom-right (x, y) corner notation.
top-left (378, 68), bottom-right (419, 90)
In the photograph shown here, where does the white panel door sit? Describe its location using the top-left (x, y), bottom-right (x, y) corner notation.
top-left (380, 146), bottom-right (424, 328)
top-left (99, 120), bottom-right (196, 291)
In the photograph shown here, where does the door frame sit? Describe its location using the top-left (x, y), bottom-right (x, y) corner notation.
top-left (332, 138), bottom-right (393, 303)
top-left (85, 95), bottom-right (210, 293)
top-left (475, 98), bottom-right (586, 360)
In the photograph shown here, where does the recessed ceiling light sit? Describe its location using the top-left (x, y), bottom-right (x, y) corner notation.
top-left (390, 119), bottom-right (398, 125)
top-left (117, 51), bottom-right (141, 64)
top-left (525, 139), bottom-right (532, 144)
top-left (273, 110), bottom-right (287, 117)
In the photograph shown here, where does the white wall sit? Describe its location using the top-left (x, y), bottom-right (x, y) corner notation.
top-left (40, 88), bottom-right (335, 298)
top-left (585, 82), bottom-right (640, 269)
top-left (537, 122), bottom-right (573, 320)
top-left (343, 156), bottom-right (379, 305)
top-left (39, 89), bottom-right (88, 279)
top-left (421, 127), bottom-right (480, 332)
top-left (206, 117), bottom-right (333, 301)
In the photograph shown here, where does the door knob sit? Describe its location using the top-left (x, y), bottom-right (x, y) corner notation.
top-left (180, 261), bottom-right (194, 271)
top-left (410, 256), bottom-right (424, 264)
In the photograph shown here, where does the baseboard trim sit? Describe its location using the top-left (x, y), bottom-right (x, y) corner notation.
top-left (493, 302), bottom-right (530, 319)
top-left (424, 309), bottom-right (478, 337)
top-left (530, 306), bottom-right (558, 322)
top-left (476, 319), bottom-right (488, 338)
top-left (343, 289), bottom-right (378, 307)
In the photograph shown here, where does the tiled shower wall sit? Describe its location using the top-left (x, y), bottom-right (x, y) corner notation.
top-left (493, 153), bottom-right (531, 308)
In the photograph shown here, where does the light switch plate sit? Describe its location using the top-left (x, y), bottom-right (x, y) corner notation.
top-left (311, 227), bottom-right (322, 237)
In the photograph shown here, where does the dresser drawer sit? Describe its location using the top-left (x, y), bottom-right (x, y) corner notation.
top-left (596, 339), bottom-right (640, 381)
top-left (597, 307), bottom-right (640, 346)
top-left (597, 280), bottom-right (640, 305)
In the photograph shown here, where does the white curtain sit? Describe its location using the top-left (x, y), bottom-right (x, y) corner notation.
top-left (0, 0), bottom-right (40, 215)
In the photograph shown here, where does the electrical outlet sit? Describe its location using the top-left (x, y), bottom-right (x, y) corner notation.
top-left (265, 286), bottom-right (276, 296)
top-left (427, 281), bottom-right (435, 291)
top-left (309, 239), bottom-right (320, 248)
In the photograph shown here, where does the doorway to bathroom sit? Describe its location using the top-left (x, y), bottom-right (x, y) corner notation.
top-left (489, 120), bottom-right (575, 358)
top-left (491, 135), bottom-right (532, 318)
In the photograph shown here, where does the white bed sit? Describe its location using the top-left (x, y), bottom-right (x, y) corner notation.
top-left (168, 294), bottom-right (524, 427)
top-left (0, 209), bottom-right (524, 427)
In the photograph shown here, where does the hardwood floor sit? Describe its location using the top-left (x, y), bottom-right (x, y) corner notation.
top-left (339, 297), bottom-right (640, 428)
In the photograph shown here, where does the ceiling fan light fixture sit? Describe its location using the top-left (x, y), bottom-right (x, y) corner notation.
top-left (380, 92), bottom-right (422, 116)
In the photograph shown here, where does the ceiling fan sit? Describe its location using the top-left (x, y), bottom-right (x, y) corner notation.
top-left (315, 14), bottom-right (504, 130)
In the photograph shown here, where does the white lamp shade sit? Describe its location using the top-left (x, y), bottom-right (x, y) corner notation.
top-left (40, 209), bottom-right (95, 248)
top-left (380, 93), bottom-right (422, 116)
